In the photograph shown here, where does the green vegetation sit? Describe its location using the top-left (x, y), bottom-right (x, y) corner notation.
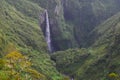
top-left (52, 45), bottom-right (107, 79)
top-left (0, 51), bottom-right (46, 80)
top-left (61, 0), bottom-right (120, 48)
top-left (1, 0), bottom-right (120, 80)
top-left (0, 0), bottom-right (64, 80)
top-left (51, 48), bottom-right (90, 75)
top-left (28, 0), bottom-right (120, 51)
top-left (52, 11), bottom-right (120, 80)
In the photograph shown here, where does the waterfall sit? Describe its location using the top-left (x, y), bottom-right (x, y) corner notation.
top-left (45, 10), bottom-right (52, 52)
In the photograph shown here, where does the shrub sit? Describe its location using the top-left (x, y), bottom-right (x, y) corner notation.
top-left (0, 50), bottom-right (46, 80)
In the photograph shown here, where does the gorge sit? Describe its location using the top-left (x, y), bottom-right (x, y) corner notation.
top-left (0, 0), bottom-right (120, 80)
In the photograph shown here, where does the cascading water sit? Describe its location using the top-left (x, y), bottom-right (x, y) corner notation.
top-left (45, 10), bottom-right (52, 52)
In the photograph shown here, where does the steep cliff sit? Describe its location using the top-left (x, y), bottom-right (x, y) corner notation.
top-left (61, 0), bottom-right (120, 47)
top-left (33, 0), bottom-right (120, 51)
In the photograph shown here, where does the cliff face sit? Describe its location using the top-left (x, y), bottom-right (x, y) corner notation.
top-left (61, 0), bottom-right (120, 47)
top-left (35, 0), bottom-right (120, 51)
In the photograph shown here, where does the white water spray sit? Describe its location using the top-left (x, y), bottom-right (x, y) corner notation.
top-left (45, 10), bottom-right (52, 52)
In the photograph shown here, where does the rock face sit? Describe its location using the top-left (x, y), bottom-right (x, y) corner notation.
top-left (38, 0), bottom-right (76, 51)
top-left (61, 0), bottom-right (120, 47)
top-left (39, 0), bottom-right (120, 51)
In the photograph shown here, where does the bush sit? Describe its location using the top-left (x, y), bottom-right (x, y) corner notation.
top-left (0, 50), bottom-right (46, 80)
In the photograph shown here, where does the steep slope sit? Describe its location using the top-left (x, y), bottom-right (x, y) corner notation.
top-left (29, 0), bottom-right (78, 51)
top-left (87, 12), bottom-right (120, 47)
top-left (0, 0), bottom-right (63, 79)
top-left (78, 12), bottom-right (120, 80)
top-left (31, 0), bottom-right (120, 51)
top-left (62, 0), bottom-right (120, 47)
top-left (52, 12), bottom-right (120, 80)
top-left (1, 0), bottom-right (120, 80)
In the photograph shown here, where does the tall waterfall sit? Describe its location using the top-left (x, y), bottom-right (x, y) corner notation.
top-left (45, 10), bottom-right (52, 52)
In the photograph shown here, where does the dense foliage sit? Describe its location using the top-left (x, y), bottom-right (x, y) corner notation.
top-left (0, 51), bottom-right (46, 80)
top-left (31, 0), bottom-right (120, 50)
top-left (52, 12), bottom-right (120, 80)
top-left (0, 0), bottom-right (64, 80)
top-left (1, 0), bottom-right (120, 80)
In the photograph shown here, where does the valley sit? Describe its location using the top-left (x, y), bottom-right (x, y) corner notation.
top-left (0, 0), bottom-right (120, 80)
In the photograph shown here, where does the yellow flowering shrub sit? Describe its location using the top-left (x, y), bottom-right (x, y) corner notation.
top-left (108, 72), bottom-right (120, 80)
top-left (0, 50), bottom-right (46, 80)
top-left (5, 51), bottom-right (24, 60)
top-left (109, 73), bottom-right (118, 78)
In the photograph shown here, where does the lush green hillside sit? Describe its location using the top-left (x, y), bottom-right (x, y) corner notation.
top-left (27, 0), bottom-right (120, 51)
top-left (62, 0), bottom-right (120, 47)
top-left (79, 12), bottom-right (120, 80)
top-left (1, 0), bottom-right (120, 80)
top-left (30, 0), bottom-right (120, 51)
top-left (0, 0), bottom-right (64, 80)
top-left (52, 12), bottom-right (120, 80)
top-left (29, 0), bottom-right (78, 51)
